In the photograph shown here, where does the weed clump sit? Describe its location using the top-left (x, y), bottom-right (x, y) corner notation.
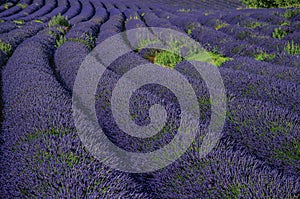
top-left (48, 13), bottom-right (70, 29)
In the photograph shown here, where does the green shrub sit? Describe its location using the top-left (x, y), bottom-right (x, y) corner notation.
top-left (243, 21), bottom-right (263, 29)
top-left (280, 21), bottom-right (291, 26)
top-left (154, 50), bottom-right (182, 68)
top-left (241, 0), bottom-right (300, 8)
top-left (283, 9), bottom-right (300, 18)
top-left (284, 40), bottom-right (300, 55)
top-left (272, 27), bottom-right (288, 39)
top-left (33, 19), bottom-right (44, 23)
top-left (48, 13), bottom-right (70, 28)
top-left (17, 3), bottom-right (28, 9)
top-left (69, 33), bottom-right (96, 50)
top-left (55, 35), bottom-right (66, 48)
top-left (13, 20), bottom-right (24, 25)
top-left (4, 3), bottom-right (9, 9)
top-left (254, 51), bottom-right (276, 62)
top-left (214, 20), bottom-right (229, 30)
top-left (0, 39), bottom-right (12, 55)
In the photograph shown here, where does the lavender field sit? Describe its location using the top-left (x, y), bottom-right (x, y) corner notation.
top-left (0, 0), bottom-right (299, 198)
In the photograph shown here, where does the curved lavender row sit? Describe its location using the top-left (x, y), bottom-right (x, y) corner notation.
top-left (124, 9), bottom-right (141, 27)
top-left (65, 5), bottom-right (106, 39)
top-left (0, 27), bottom-right (150, 198)
top-left (61, 0), bottom-right (82, 20)
top-left (38, 0), bottom-right (70, 22)
top-left (54, 42), bottom-right (90, 92)
top-left (90, 6), bottom-right (108, 23)
top-left (0, 1), bottom-right (24, 18)
top-left (89, 0), bottom-right (104, 9)
top-left (222, 68), bottom-right (299, 111)
top-left (221, 56), bottom-right (300, 84)
top-left (0, 21), bottom-right (18, 34)
top-left (151, 8), bottom-right (179, 20)
top-left (0, 22), bottom-right (45, 65)
top-left (142, 11), bottom-right (179, 30)
top-left (65, 21), bottom-right (100, 41)
top-left (124, 10), bottom-right (147, 45)
top-left (0, 2), bottom-right (14, 11)
top-left (16, 0), bottom-right (44, 21)
top-left (148, 139), bottom-right (299, 198)
top-left (114, 3), bottom-right (129, 12)
top-left (0, 49), bottom-right (7, 66)
top-left (101, 0), bottom-right (116, 10)
top-left (69, 0), bottom-right (94, 25)
top-left (19, 0), bottom-right (56, 21)
top-left (54, 6), bottom-right (108, 92)
top-left (96, 8), bottom-right (124, 45)
top-left (2, 0), bottom-right (44, 21)
top-left (0, 22), bottom-right (45, 48)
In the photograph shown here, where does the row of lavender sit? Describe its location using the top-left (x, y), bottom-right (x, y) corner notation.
top-left (1, 0), bottom-right (300, 198)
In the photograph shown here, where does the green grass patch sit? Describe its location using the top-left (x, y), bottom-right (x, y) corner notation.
top-left (55, 35), bottom-right (66, 48)
top-left (17, 3), bottom-right (28, 9)
top-left (254, 51), bottom-right (276, 62)
top-left (284, 40), bottom-right (300, 55)
top-left (152, 49), bottom-right (232, 68)
top-left (214, 20), bottom-right (229, 30)
top-left (187, 51), bottom-right (233, 67)
top-left (178, 8), bottom-right (191, 12)
top-left (0, 39), bottom-right (12, 55)
top-left (272, 27), bottom-right (288, 39)
top-left (243, 21), bottom-right (264, 29)
top-left (154, 50), bottom-right (182, 68)
top-left (283, 8), bottom-right (300, 18)
top-left (48, 13), bottom-right (70, 28)
top-left (13, 19), bottom-right (24, 25)
top-left (187, 28), bottom-right (193, 35)
top-left (33, 19), bottom-right (44, 23)
top-left (280, 21), bottom-right (291, 26)
top-left (241, 0), bottom-right (300, 8)
top-left (4, 3), bottom-right (9, 9)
